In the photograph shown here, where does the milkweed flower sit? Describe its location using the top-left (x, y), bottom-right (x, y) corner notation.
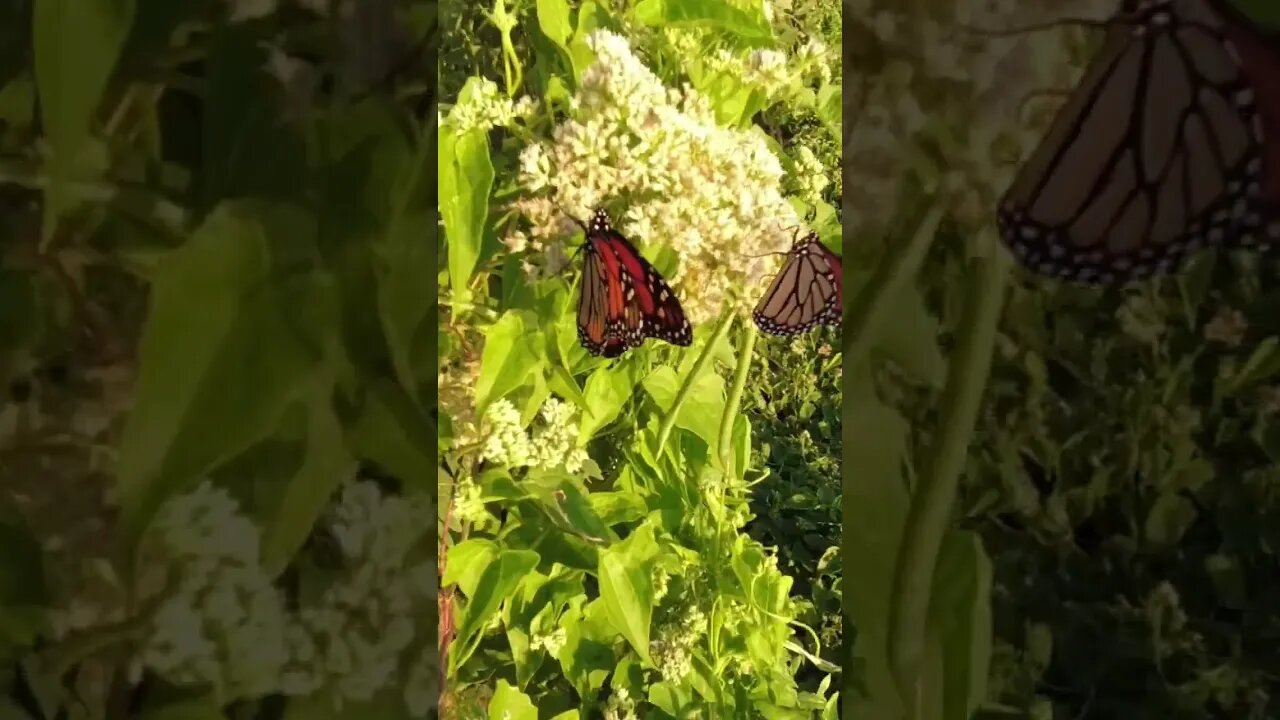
top-left (515, 30), bottom-right (801, 324)
top-left (445, 76), bottom-right (536, 134)
top-left (135, 481), bottom-right (290, 701)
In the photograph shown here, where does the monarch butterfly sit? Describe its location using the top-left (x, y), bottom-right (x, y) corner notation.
top-left (998, 0), bottom-right (1280, 284)
top-left (573, 209), bottom-right (692, 357)
top-left (752, 232), bottom-right (843, 335)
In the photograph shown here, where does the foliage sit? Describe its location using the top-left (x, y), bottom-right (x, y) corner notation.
top-left (845, 1), bottom-right (1280, 719)
top-left (1, 1), bottom-right (437, 718)
top-left (438, 0), bottom-right (842, 715)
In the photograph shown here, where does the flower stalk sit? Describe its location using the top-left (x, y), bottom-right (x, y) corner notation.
top-left (656, 309), bottom-right (735, 454)
top-left (887, 240), bottom-right (1009, 714)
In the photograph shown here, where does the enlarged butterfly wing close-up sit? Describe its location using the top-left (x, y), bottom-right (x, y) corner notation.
top-left (576, 209), bottom-right (692, 358)
top-left (752, 233), bottom-right (843, 336)
top-left (998, 0), bottom-right (1280, 285)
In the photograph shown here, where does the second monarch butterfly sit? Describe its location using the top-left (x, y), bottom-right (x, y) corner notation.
top-left (573, 209), bottom-right (692, 357)
top-left (753, 231), bottom-right (843, 336)
top-left (998, 0), bottom-right (1280, 285)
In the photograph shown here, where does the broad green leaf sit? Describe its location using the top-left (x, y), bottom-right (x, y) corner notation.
top-left (488, 681), bottom-right (538, 720)
top-left (597, 522), bottom-right (658, 664)
top-left (578, 363), bottom-right (637, 440)
top-left (642, 365), bottom-right (725, 450)
top-left (1144, 491), bottom-right (1197, 545)
top-left (261, 378), bottom-right (357, 576)
top-left (1224, 336), bottom-right (1280, 395)
top-left (452, 550), bottom-right (541, 671)
top-left (850, 268), bottom-right (945, 388)
top-left (557, 598), bottom-right (616, 701)
top-left (568, 2), bottom-right (607, 82)
top-left (378, 125), bottom-right (434, 401)
top-left (116, 202), bottom-right (321, 539)
top-left (927, 531), bottom-right (992, 720)
top-left (33, 0), bottom-right (135, 224)
top-left (443, 539), bottom-right (499, 596)
top-left (346, 380), bottom-right (434, 493)
top-left (537, 0), bottom-right (573, 51)
top-left (632, 0), bottom-right (773, 44)
top-left (815, 83), bottom-right (841, 136)
top-left (843, 365), bottom-right (909, 718)
top-left (475, 311), bottom-right (543, 412)
top-left (439, 98), bottom-right (494, 304)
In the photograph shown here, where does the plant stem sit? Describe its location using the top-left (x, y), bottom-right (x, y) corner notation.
top-left (719, 320), bottom-right (757, 476)
top-left (655, 309), bottom-right (734, 454)
top-left (0, 158), bottom-right (187, 236)
top-left (843, 203), bottom-right (943, 370)
top-left (887, 242), bottom-right (1010, 714)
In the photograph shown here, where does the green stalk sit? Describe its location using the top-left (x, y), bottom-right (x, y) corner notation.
top-left (719, 321), bottom-right (757, 476)
top-left (887, 243), bottom-right (1010, 713)
top-left (843, 203), bottom-right (944, 369)
top-left (656, 309), bottom-right (734, 454)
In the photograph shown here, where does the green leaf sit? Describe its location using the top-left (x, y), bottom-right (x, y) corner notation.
top-left (632, 0), bottom-right (773, 44)
top-left (378, 128), bottom-right (434, 402)
top-left (537, 0), bottom-right (573, 51)
top-left (346, 380), bottom-right (435, 493)
top-left (597, 522), bottom-right (658, 664)
top-left (557, 598), bottom-right (616, 701)
top-left (116, 202), bottom-right (321, 540)
top-left (855, 269), bottom-right (945, 388)
top-left (815, 83), bottom-right (841, 137)
top-left (927, 531), bottom-right (992, 720)
top-left (475, 311), bottom-right (544, 412)
top-left (1144, 492), bottom-right (1197, 546)
top-left (439, 105), bottom-right (494, 305)
top-left (642, 365), bottom-right (725, 449)
top-left (578, 362), bottom-right (637, 440)
top-left (33, 0), bottom-right (135, 224)
top-left (488, 680), bottom-right (538, 720)
top-left (443, 539), bottom-right (499, 596)
top-left (452, 549), bottom-right (541, 671)
top-left (843, 366), bottom-right (909, 717)
top-left (1224, 336), bottom-right (1280, 395)
top-left (261, 378), bottom-right (357, 576)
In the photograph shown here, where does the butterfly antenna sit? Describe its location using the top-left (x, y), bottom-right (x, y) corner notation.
top-left (549, 197), bottom-right (590, 234)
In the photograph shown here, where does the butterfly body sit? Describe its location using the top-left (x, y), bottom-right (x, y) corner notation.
top-left (998, 0), bottom-right (1280, 284)
top-left (576, 209), bottom-right (692, 357)
top-left (753, 232), bottom-right (843, 336)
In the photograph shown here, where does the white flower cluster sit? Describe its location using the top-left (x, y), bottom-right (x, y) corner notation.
top-left (844, 0), bottom-right (1114, 238)
top-left (136, 481), bottom-right (289, 701)
top-left (480, 399), bottom-right (533, 468)
top-left (604, 685), bottom-right (639, 720)
top-left (479, 398), bottom-right (589, 474)
top-left (281, 482), bottom-right (435, 711)
top-left (515, 30), bottom-right (801, 323)
top-left (134, 479), bottom-right (436, 716)
top-left (445, 76), bottom-right (537, 135)
top-left (743, 49), bottom-right (790, 94)
top-left (649, 603), bottom-right (707, 683)
top-left (788, 145), bottom-right (830, 205)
